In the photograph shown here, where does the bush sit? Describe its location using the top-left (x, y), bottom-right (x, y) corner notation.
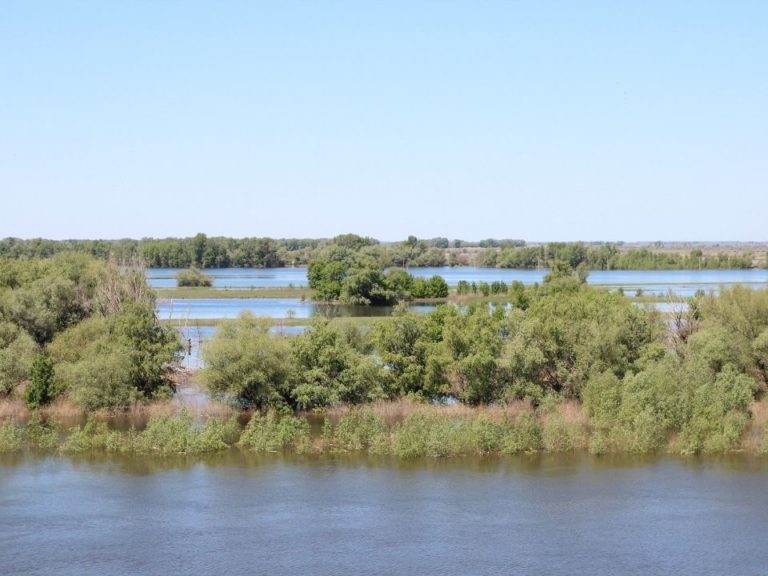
top-left (202, 313), bottom-right (293, 408)
top-left (135, 411), bottom-right (236, 454)
top-left (500, 412), bottom-right (542, 454)
top-left (0, 419), bottom-right (23, 452)
top-left (176, 267), bottom-right (213, 287)
top-left (68, 346), bottom-right (142, 410)
top-left (238, 411), bottom-right (310, 452)
top-left (323, 408), bottom-right (388, 452)
top-left (0, 321), bottom-right (37, 396)
top-left (24, 414), bottom-right (60, 450)
top-left (61, 418), bottom-right (121, 452)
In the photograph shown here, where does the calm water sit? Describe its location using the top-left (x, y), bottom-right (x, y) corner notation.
top-left (157, 298), bottom-right (436, 321)
top-left (2, 453), bottom-right (768, 575)
top-left (147, 267), bottom-right (309, 289)
top-left (147, 266), bottom-right (768, 293)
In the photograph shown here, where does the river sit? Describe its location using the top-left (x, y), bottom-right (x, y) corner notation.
top-left (2, 453), bottom-right (766, 575)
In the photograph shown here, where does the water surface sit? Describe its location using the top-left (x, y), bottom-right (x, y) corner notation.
top-left (148, 266), bottom-right (768, 295)
top-left (2, 454), bottom-right (767, 576)
top-left (157, 298), bottom-right (436, 321)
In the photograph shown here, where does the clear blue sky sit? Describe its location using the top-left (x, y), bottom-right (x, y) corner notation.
top-left (1, 1), bottom-right (766, 241)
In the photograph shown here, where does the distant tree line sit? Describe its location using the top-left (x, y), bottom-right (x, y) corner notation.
top-left (476, 243), bottom-right (756, 270)
top-left (0, 235), bottom-right (761, 270)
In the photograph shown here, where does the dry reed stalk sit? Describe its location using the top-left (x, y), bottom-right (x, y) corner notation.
top-left (0, 398), bottom-right (28, 420)
top-left (743, 400), bottom-right (768, 452)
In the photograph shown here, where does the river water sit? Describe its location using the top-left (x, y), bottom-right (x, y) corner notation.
top-left (1, 453), bottom-right (767, 575)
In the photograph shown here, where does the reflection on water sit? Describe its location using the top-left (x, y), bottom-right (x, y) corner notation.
top-left (157, 298), bottom-right (436, 321)
top-left (148, 266), bottom-right (768, 292)
top-left (2, 452), bottom-right (768, 576)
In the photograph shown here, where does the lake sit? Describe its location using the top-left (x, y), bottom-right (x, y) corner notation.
top-left (2, 453), bottom-right (767, 575)
top-left (147, 266), bottom-right (768, 295)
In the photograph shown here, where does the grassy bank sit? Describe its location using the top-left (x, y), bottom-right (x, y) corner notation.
top-left (3, 399), bottom-right (768, 457)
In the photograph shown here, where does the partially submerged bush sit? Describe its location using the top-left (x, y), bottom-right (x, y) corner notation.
top-left (0, 419), bottom-right (24, 452)
top-left (238, 411), bottom-right (310, 452)
top-left (323, 408), bottom-right (389, 453)
top-left (176, 268), bottom-right (213, 288)
top-left (136, 411), bottom-right (237, 454)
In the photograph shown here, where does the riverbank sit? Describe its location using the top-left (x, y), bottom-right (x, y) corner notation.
top-left (3, 397), bottom-right (768, 457)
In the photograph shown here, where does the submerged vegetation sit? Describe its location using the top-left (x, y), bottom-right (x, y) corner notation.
top-left (176, 267), bottom-right (213, 287)
top-left (3, 251), bottom-right (768, 458)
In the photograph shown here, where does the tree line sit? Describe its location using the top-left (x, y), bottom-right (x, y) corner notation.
top-left (2, 235), bottom-right (761, 270)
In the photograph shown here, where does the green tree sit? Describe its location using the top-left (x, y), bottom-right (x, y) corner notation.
top-left (202, 313), bottom-right (293, 408)
top-left (290, 320), bottom-right (383, 409)
top-left (24, 354), bottom-right (55, 409)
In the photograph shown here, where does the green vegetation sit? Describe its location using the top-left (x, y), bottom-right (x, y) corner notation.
top-left (24, 354), bottom-right (55, 409)
top-left (307, 244), bottom-right (449, 304)
top-left (2, 234), bottom-right (760, 270)
top-left (3, 250), bottom-right (768, 458)
top-left (156, 286), bottom-right (313, 299)
top-left (0, 255), bottom-right (181, 410)
top-left (478, 242), bottom-right (755, 270)
top-left (176, 267), bottom-right (213, 287)
top-left (200, 274), bottom-right (768, 456)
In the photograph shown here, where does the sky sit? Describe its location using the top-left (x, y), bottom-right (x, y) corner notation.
top-left (0, 1), bottom-right (766, 242)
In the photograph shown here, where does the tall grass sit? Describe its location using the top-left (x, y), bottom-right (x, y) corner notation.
top-left (0, 399), bottom-right (764, 458)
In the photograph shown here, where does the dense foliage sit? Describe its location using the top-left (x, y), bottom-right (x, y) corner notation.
top-left (202, 281), bottom-right (768, 454)
top-left (308, 256), bottom-right (448, 305)
top-left (2, 235), bottom-right (760, 270)
top-left (0, 255), bottom-right (181, 409)
top-left (477, 243), bottom-right (755, 270)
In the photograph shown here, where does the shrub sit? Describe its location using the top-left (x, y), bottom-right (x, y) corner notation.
top-left (203, 313), bottom-right (293, 408)
top-left (0, 419), bottom-right (23, 452)
top-left (61, 418), bottom-right (120, 452)
top-left (500, 412), bottom-right (542, 454)
top-left (0, 321), bottom-right (37, 396)
top-left (24, 414), bottom-right (60, 450)
top-left (135, 411), bottom-right (235, 454)
top-left (176, 267), bottom-right (213, 287)
top-left (324, 408), bottom-right (388, 452)
top-left (238, 411), bottom-right (310, 452)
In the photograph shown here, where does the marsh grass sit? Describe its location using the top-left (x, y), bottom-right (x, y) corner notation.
top-left (238, 411), bottom-right (311, 452)
top-left (0, 399), bottom-right (764, 458)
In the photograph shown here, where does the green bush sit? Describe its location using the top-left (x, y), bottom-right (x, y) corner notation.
top-left (202, 313), bottom-right (293, 408)
top-left (61, 418), bottom-right (121, 452)
top-left (135, 411), bottom-right (236, 454)
top-left (238, 411), bottom-right (310, 452)
top-left (24, 414), bottom-right (60, 450)
top-left (0, 321), bottom-right (37, 396)
top-left (176, 268), bottom-right (213, 287)
top-left (500, 412), bottom-right (542, 454)
top-left (324, 408), bottom-right (388, 452)
top-left (0, 419), bottom-right (24, 452)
